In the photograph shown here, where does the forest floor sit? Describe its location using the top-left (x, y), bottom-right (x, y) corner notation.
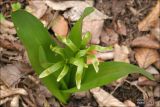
top-left (0, 0), bottom-right (160, 107)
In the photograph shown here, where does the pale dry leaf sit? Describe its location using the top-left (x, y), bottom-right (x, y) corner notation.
top-left (0, 97), bottom-right (12, 105)
top-left (25, 1), bottom-right (47, 19)
top-left (146, 66), bottom-right (159, 75)
top-left (124, 100), bottom-right (136, 107)
top-left (115, 20), bottom-right (127, 36)
top-left (131, 36), bottom-right (160, 49)
top-left (96, 51), bottom-right (114, 61)
top-left (90, 87), bottom-right (127, 107)
top-left (100, 28), bottom-right (119, 45)
top-left (0, 25), bottom-right (16, 35)
top-left (0, 19), bottom-right (14, 28)
top-left (154, 86), bottom-right (160, 98)
top-left (10, 95), bottom-right (20, 107)
top-left (155, 101), bottom-right (160, 107)
top-left (82, 20), bottom-right (104, 44)
top-left (45, 0), bottom-right (108, 21)
top-left (138, 0), bottom-right (160, 31)
top-left (151, 19), bottom-right (160, 41)
top-left (0, 64), bottom-right (21, 87)
top-left (0, 88), bottom-right (28, 99)
top-left (51, 15), bottom-right (68, 37)
top-left (138, 76), bottom-right (157, 86)
top-left (114, 44), bottom-right (130, 63)
top-left (135, 48), bottom-right (159, 68)
top-left (154, 59), bottom-right (160, 70)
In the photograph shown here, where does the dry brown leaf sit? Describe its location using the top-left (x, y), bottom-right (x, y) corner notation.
top-left (135, 48), bottom-right (159, 68)
top-left (114, 44), bottom-right (130, 63)
top-left (51, 15), bottom-right (68, 37)
top-left (0, 64), bottom-right (21, 87)
top-left (0, 88), bottom-right (28, 99)
top-left (96, 51), bottom-right (114, 61)
top-left (138, 0), bottom-right (160, 31)
top-left (154, 86), bottom-right (160, 98)
top-left (154, 59), bottom-right (160, 70)
top-left (83, 20), bottom-right (104, 44)
top-left (115, 20), bottom-right (127, 36)
top-left (25, 1), bottom-right (47, 19)
top-left (100, 28), bottom-right (119, 45)
top-left (10, 95), bottom-right (20, 107)
top-left (90, 87), bottom-right (127, 107)
top-left (146, 66), bottom-right (159, 75)
top-left (151, 19), bottom-right (160, 41)
top-left (131, 36), bottom-right (160, 49)
top-left (138, 76), bottom-right (157, 86)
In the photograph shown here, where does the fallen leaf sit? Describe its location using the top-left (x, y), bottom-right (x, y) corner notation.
top-left (115, 20), bottom-right (127, 36)
top-left (114, 44), bottom-right (130, 63)
top-left (100, 28), bottom-right (119, 45)
top-left (154, 59), bottom-right (160, 70)
top-left (51, 15), bottom-right (68, 37)
top-left (90, 87), bottom-right (127, 107)
top-left (154, 86), bottom-right (160, 98)
top-left (151, 19), bottom-right (160, 41)
top-left (138, 0), bottom-right (160, 31)
top-left (146, 66), bottom-right (159, 75)
top-left (135, 48), bottom-right (159, 68)
top-left (138, 76), bottom-right (157, 86)
top-left (131, 36), bottom-right (160, 49)
top-left (96, 51), bottom-right (114, 61)
top-left (155, 101), bottom-right (160, 107)
top-left (25, 1), bottom-right (47, 19)
top-left (82, 20), bottom-right (104, 44)
top-left (0, 64), bottom-right (21, 87)
top-left (10, 95), bottom-right (20, 107)
top-left (45, 0), bottom-right (108, 21)
top-left (0, 88), bottom-right (28, 99)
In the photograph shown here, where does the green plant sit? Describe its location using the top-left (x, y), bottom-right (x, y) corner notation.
top-left (0, 13), bottom-right (5, 22)
top-left (11, 2), bottom-right (21, 11)
top-left (11, 7), bottom-right (154, 104)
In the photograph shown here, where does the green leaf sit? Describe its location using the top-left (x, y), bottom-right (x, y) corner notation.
top-left (87, 55), bottom-right (99, 73)
top-left (88, 45), bottom-right (113, 52)
top-left (57, 65), bottom-right (69, 82)
top-left (11, 10), bottom-right (69, 103)
top-left (50, 45), bottom-right (65, 58)
top-left (11, 2), bottom-right (21, 11)
top-left (39, 61), bottom-right (64, 78)
top-left (69, 7), bottom-right (94, 48)
top-left (62, 62), bottom-right (154, 93)
top-left (81, 32), bottom-right (91, 48)
top-left (0, 13), bottom-right (5, 22)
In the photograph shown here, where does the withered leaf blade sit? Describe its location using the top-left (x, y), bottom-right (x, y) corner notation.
top-left (131, 36), bottom-right (160, 49)
top-left (135, 48), bottom-right (159, 68)
top-left (138, 0), bottom-right (160, 31)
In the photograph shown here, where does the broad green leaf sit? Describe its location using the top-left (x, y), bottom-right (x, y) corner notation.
top-left (11, 10), bottom-right (69, 103)
top-left (11, 2), bottom-right (21, 11)
top-left (57, 65), bottom-right (69, 82)
top-left (69, 7), bottom-right (94, 48)
top-left (39, 61), bottom-right (64, 78)
top-left (62, 62), bottom-right (154, 93)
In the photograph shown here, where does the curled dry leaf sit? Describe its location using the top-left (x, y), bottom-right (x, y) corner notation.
top-left (124, 100), bottom-right (136, 107)
top-left (114, 44), bottom-right (130, 63)
top-left (83, 20), bottom-right (104, 44)
top-left (90, 87), bottom-right (127, 107)
top-left (0, 64), bottom-right (21, 87)
top-left (51, 15), bottom-right (68, 37)
top-left (131, 36), bottom-right (160, 49)
top-left (138, 0), bottom-right (160, 31)
top-left (100, 28), bottom-right (119, 45)
top-left (25, 0), bottom-right (47, 19)
top-left (0, 88), bottom-right (27, 99)
top-left (114, 20), bottom-right (127, 36)
top-left (135, 48), bottom-right (159, 68)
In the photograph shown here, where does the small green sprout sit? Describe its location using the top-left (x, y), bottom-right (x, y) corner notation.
top-left (39, 33), bottom-right (113, 89)
top-left (11, 2), bottom-right (21, 11)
